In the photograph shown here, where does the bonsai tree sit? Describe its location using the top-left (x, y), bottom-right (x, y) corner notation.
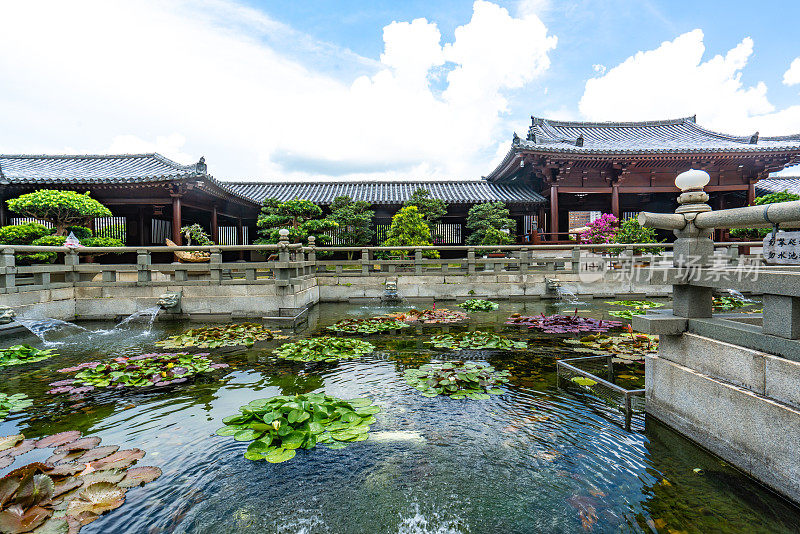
top-left (181, 223), bottom-right (214, 246)
top-left (382, 205), bottom-right (439, 258)
top-left (405, 188), bottom-right (447, 237)
top-left (579, 213), bottom-right (618, 245)
top-left (466, 202), bottom-right (515, 250)
top-left (329, 196), bottom-right (374, 248)
top-left (255, 198), bottom-right (337, 246)
top-left (731, 190), bottom-right (800, 239)
top-left (612, 217), bottom-right (664, 255)
top-left (6, 190), bottom-right (112, 236)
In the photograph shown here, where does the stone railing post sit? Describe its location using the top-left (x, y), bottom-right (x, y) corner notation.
top-left (276, 229), bottom-right (291, 289)
top-left (0, 248), bottom-right (16, 291)
top-left (137, 249), bottom-right (152, 283)
top-left (414, 248), bottom-right (423, 274)
top-left (64, 250), bottom-right (79, 283)
top-left (361, 248), bottom-right (370, 275)
top-left (467, 248), bottom-right (476, 274)
top-left (571, 247), bottom-right (581, 274)
top-left (306, 236), bottom-right (317, 274)
top-left (210, 247), bottom-right (222, 283)
top-left (519, 249), bottom-right (529, 274)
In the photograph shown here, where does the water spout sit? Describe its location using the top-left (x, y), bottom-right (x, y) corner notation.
top-left (13, 316), bottom-right (87, 345)
top-left (383, 281), bottom-right (401, 303)
top-left (113, 306), bottom-right (162, 334)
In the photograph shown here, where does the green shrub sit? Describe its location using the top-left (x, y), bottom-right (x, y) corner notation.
top-left (612, 217), bottom-right (664, 255)
top-left (382, 206), bottom-right (439, 258)
top-left (256, 198), bottom-right (337, 248)
top-left (405, 189), bottom-right (447, 236)
top-left (23, 235), bottom-right (66, 264)
top-left (6, 190), bottom-right (112, 235)
top-left (465, 202), bottom-right (515, 249)
top-left (0, 222), bottom-right (51, 245)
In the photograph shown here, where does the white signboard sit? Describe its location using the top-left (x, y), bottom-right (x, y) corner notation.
top-left (763, 231), bottom-right (800, 264)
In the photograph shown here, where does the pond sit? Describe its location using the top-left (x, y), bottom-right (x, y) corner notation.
top-left (0, 299), bottom-right (797, 533)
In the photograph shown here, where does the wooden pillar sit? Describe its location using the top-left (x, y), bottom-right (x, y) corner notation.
top-left (747, 181), bottom-right (756, 206)
top-left (138, 208), bottom-right (146, 246)
top-left (0, 199), bottom-right (6, 227)
top-left (171, 195), bottom-right (182, 245)
top-left (611, 184), bottom-right (620, 219)
top-left (211, 204), bottom-right (219, 244)
top-left (236, 216), bottom-right (244, 260)
top-left (550, 185), bottom-right (559, 241)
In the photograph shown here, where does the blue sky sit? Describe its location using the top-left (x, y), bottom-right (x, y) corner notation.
top-left (252, 0), bottom-right (800, 113)
top-left (1, 0), bottom-right (798, 179)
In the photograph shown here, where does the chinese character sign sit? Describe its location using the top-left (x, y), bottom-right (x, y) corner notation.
top-left (763, 231), bottom-right (800, 264)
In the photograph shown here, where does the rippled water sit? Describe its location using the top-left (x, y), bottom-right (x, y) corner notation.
top-left (0, 300), bottom-right (797, 534)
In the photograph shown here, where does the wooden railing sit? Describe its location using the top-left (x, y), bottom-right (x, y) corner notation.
top-left (0, 241), bottom-right (762, 294)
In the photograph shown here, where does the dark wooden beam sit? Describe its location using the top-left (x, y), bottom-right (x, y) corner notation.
top-left (211, 204), bottom-right (219, 244)
top-left (171, 195), bottom-right (182, 245)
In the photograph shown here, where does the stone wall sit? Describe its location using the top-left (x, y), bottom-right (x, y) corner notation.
top-left (647, 333), bottom-right (800, 503)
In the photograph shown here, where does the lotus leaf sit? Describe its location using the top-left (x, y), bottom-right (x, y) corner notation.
top-left (0, 431), bottom-right (159, 533)
top-left (404, 362), bottom-right (510, 399)
top-left (506, 310), bottom-right (622, 334)
top-left (155, 322), bottom-right (287, 349)
top-left (326, 316), bottom-right (410, 335)
top-left (565, 333), bottom-right (659, 363)
top-left (49, 352), bottom-right (229, 394)
top-left (388, 308), bottom-right (468, 324)
top-left (458, 299), bottom-right (499, 311)
top-left (426, 331), bottom-right (526, 351)
top-left (713, 296), bottom-right (751, 311)
top-left (217, 394), bottom-right (381, 462)
top-left (273, 337), bottom-right (375, 362)
top-left (0, 394), bottom-right (33, 421)
top-left (0, 345), bottom-right (57, 368)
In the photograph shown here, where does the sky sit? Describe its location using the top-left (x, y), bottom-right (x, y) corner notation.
top-left (1, 0), bottom-right (799, 180)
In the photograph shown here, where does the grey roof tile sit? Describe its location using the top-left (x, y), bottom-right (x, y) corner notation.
top-left (756, 176), bottom-right (800, 197)
top-left (0, 153), bottom-right (201, 184)
top-left (220, 181), bottom-right (545, 205)
top-left (515, 116), bottom-right (800, 154)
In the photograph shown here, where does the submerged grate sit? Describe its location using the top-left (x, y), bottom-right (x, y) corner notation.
top-left (556, 355), bottom-right (645, 431)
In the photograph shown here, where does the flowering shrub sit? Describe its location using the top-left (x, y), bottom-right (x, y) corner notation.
top-left (579, 214), bottom-right (618, 245)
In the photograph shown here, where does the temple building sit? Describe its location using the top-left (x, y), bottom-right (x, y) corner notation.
top-left (2, 115), bottom-right (800, 246)
top-left (486, 116), bottom-right (800, 239)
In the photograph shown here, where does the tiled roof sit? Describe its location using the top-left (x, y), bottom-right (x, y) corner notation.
top-left (0, 153), bottom-right (203, 184)
top-left (756, 176), bottom-right (800, 197)
top-left (514, 116), bottom-right (800, 155)
top-left (221, 181), bottom-right (545, 205)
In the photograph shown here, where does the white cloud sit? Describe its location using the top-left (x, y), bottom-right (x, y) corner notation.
top-left (578, 29), bottom-right (799, 135)
top-left (0, 0), bottom-right (556, 179)
top-left (784, 57), bottom-right (800, 87)
top-left (592, 64), bottom-right (606, 74)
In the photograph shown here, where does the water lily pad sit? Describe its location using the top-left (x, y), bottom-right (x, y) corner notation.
top-left (66, 482), bottom-right (126, 516)
top-left (80, 469), bottom-right (126, 486)
top-left (459, 299), bottom-right (499, 311)
top-left (0, 435), bottom-right (25, 453)
top-left (76, 446), bottom-right (119, 464)
top-left (155, 323), bottom-right (287, 349)
top-left (55, 437), bottom-right (101, 454)
top-left (218, 394), bottom-right (381, 463)
top-left (264, 448), bottom-right (295, 463)
top-left (326, 317), bottom-right (410, 335)
top-left (34, 432), bottom-right (82, 450)
top-left (233, 429), bottom-right (263, 442)
top-left (426, 331), bottom-right (526, 351)
top-left (91, 449), bottom-right (145, 470)
top-left (118, 466), bottom-right (162, 488)
top-left (0, 503), bottom-right (52, 533)
top-left (273, 337), bottom-right (374, 362)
